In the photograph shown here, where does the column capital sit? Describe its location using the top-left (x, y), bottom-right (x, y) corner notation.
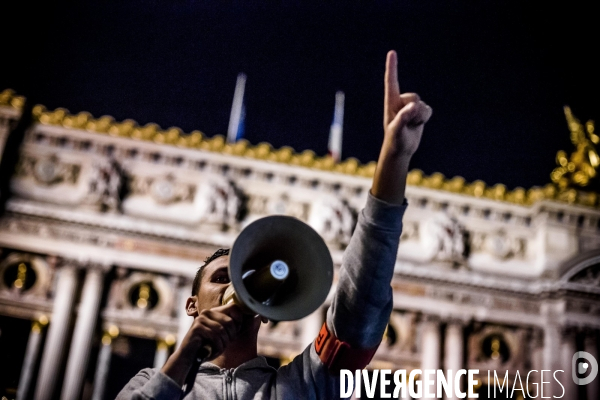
top-left (86, 263), bottom-right (111, 273)
top-left (57, 257), bottom-right (111, 272)
top-left (420, 313), bottom-right (442, 324)
top-left (443, 315), bottom-right (471, 326)
top-left (53, 258), bottom-right (84, 272)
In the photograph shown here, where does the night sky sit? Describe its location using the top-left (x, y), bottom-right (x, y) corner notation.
top-left (2, 1), bottom-right (599, 191)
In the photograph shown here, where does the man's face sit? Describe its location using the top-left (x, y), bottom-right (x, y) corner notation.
top-left (195, 255), bottom-right (231, 311)
top-left (189, 255), bottom-right (263, 335)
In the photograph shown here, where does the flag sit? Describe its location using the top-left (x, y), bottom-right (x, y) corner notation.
top-left (328, 91), bottom-right (345, 162)
top-left (227, 73), bottom-right (247, 143)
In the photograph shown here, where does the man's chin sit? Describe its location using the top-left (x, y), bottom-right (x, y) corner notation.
top-left (239, 314), bottom-right (262, 335)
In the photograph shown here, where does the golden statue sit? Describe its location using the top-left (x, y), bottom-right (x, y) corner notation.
top-left (551, 106), bottom-right (599, 189)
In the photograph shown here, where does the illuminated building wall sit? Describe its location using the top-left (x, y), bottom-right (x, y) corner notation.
top-left (0, 91), bottom-right (598, 399)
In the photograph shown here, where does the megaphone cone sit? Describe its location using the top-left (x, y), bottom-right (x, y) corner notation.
top-left (226, 215), bottom-right (333, 321)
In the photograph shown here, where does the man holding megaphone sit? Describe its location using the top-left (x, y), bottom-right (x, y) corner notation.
top-left (117, 50), bottom-right (432, 399)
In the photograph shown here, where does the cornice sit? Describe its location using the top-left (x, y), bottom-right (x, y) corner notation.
top-left (1, 92), bottom-right (597, 208)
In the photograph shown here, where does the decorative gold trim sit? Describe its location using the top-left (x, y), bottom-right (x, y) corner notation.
top-left (0, 89), bottom-right (25, 110)
top-left (31, 105), bottom-right (378, 178)
top-left (28, 104), bottom-right (600, 208)
top-left (551, 106), bottom-right (599, 189)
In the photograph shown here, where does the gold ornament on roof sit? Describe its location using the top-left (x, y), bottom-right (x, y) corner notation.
top-left (444, 176), bottom-right (466, 193)
top-left (0, 89), bottom-right (25, 110)
top-left (551, 106), bottom-right (599, 189)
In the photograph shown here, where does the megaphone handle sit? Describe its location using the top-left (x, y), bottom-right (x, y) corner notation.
top-left (183, 344), bottom-right (211, 393)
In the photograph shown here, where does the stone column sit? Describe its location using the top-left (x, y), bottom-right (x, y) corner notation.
top-left (301, 307), bottom-right (324, 349)
top-left (90, 326), bottom-right (119, 400)
top-left (560, 327), bottom-right (578, 400)
top-left (177, 283), bottom-right (193, 349)
top-left (584, 331), bottom-right (599, 400)
top-left (61, 267), bottom-right (105, 400)
top-left (444, 321), bottom-right (464, 400)
top-left (17, 316), bottom-right (49, 400)
top-left (35, 265), bottom-right (78, 400)
top-left (543, 324), bottom-right (562, 397)
top-left (530, 329), bottom-right (545, 396)
top-left (421, 316), bottom-right (441, 371)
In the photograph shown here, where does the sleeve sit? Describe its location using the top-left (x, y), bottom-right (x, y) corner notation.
top-left (275, 193), bottom-right (406, 399)
top-left (115, 368), bottom-right (183, 400)
top-left (327, 192), bottom-right (406, 348)
top-left (275, 343), bottom-right (340, 400)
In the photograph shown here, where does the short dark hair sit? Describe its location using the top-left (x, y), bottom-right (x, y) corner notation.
top-left (192, 248), bottom-right (230, 296)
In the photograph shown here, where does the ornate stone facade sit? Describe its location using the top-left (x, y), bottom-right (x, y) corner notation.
top-left (0, 98), bottom-right (599, 399)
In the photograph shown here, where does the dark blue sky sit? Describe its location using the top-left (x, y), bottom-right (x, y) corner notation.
top-left (2, 1), bottom-right (599, 190)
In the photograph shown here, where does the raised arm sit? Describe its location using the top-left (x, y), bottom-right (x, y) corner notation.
top-left (327, 49), bottom-right (431, 352)
top-left (275, 50), bottom-right (433, 400)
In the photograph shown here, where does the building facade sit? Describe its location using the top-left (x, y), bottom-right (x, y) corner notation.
top-left (0, 90), bottom-right (599, 399)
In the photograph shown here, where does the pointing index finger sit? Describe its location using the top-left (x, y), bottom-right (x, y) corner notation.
top-left (385, 50), bottom-right (401, 101)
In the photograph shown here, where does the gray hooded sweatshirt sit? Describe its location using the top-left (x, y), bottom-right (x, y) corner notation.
top-left (116, 193), bottom-right (406, 399)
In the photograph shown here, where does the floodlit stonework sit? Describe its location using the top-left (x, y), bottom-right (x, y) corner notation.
top-left (0, 92), bottom-right (598, 399)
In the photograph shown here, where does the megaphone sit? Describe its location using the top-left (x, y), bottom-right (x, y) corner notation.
top-left (224, 215), bottom-right (334, 321)
top-left (194, 215), bottom-right (334, 362)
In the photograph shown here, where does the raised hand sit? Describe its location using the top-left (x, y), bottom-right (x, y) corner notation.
top-left (383, 50), bottom-right (432, 157)
top-left (372, 50), bottom-right (432, 204)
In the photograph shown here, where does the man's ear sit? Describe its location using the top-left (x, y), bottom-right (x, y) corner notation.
top-left (186, 296), bottom-right (199, 317)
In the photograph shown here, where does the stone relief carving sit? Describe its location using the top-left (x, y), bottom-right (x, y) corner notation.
top-left (266, 194), bottom-right (310, 221)
top-left (15, 154), bottom-right (80, 186)
top-left (196, 180), bottom-right (245, 227)
top-left (470, 230), bottom-right (526, 260)
top-left (308, 197), bottom-right (356, 247)
top-left (85, 159), bottom-right (124, 211)
top-left (422, 213), bottom-right (469, 263)
top-left (129, 174), bottom-right (195, 205)
top-left (247, 195), bottom-right (269, 215)
top-left (400, 221), bottom-right (419, 242)
top-left (247, 193), bottom-right (309, 221)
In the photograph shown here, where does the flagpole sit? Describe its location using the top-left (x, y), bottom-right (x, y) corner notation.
top-left (227, 73), bottom-right (247, 143)
top-left (328, 91), bottom-right (345, 162)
